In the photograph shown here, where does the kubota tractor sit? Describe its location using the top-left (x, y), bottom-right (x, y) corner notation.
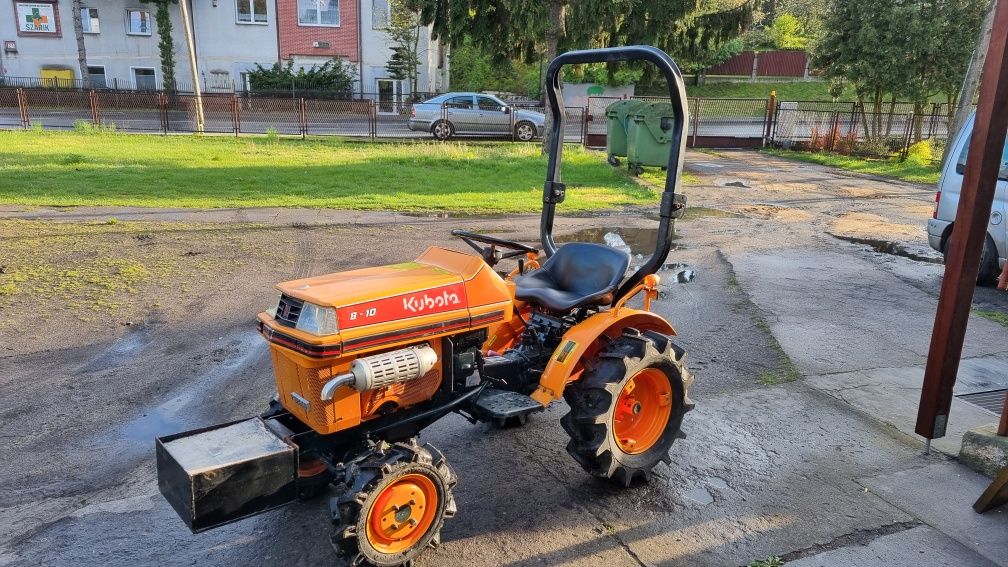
top-left (156, 46), bottom-right (694, 567)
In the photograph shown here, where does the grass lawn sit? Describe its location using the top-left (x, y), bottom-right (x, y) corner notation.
top-left (763, 148), bottom-right (942, 185)
top-left (0, 131), bottom-right (682, 213)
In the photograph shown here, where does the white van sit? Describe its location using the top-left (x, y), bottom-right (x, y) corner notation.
top-left (927, 112), bottom-right (1008, 283)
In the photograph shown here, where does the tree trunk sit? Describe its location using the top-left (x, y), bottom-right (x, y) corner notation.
top-left (541, 0), bottom-right (567, 154)
top-left (71, 0), bottom-right (89, 87)
top-left (944, 0), bottom-right (997, 163)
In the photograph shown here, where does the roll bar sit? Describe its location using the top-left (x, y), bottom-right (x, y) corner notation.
top-left (539, 45), bottom-right (689, 301)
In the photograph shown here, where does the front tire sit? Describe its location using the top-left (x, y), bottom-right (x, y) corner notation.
top-left (331, 440), bottom-right (457, 567)
top-left (561, 330), bottom-right (694, 486)
top-left (514, 121), bottom-right (536, 142)
top-left (431, 119), bottom-right (454, 141)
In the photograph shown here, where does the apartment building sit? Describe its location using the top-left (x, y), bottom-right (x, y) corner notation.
top-left (0, 0), bottom-right (448, 98)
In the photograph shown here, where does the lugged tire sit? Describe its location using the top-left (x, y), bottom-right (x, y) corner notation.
top-left (560, 329), bottom-right (694, 486)
top-left (331, 440), bottom-right (457, 567)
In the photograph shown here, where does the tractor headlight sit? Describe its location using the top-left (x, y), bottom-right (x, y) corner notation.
top-left (266, 294), bottom-right (281, 318)
top-left (295, 302), bottom-right (339, 336)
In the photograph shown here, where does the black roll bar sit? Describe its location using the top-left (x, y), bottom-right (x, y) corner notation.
top-left (539, 45), bottom-right (689, 301)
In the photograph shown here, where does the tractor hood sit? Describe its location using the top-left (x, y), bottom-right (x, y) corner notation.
top-left (266, 247), bottom-right (513, 352)
top-left (278, 261), bottom-right (466, 313)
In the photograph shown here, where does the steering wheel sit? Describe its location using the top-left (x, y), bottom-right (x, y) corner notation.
top-left (451, 229), bottom-right (538, 268)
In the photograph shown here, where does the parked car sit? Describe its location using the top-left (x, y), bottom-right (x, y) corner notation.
top-left (927, 111), bottom-right (1008, 283)
top-left (408, 92), bottom-right (545, 141)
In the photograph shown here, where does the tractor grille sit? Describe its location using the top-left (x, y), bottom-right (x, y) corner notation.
top-left (275, 294), bottom-right (304, 328)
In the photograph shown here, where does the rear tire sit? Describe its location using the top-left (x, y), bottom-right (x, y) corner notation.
top-left (561, 330), bottom-right (693, 486)
top-left (431, 120), bottom-right (454, 141)
top-left (943, 232), bottom-right (999, 284)
top-left (331, 440), bottom-right (456, 567)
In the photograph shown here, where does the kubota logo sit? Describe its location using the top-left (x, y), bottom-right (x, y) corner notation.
top-left (403, 290), bottom-right (461, 313)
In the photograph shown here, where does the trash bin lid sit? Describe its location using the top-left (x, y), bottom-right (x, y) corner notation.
top-left (631, 102), bottom-right (679, 143)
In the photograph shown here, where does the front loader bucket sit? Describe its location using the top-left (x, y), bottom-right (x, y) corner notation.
top-left (156, 417), bottom-right (298, 532)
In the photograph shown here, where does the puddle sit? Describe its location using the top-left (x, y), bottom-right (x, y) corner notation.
top-left (121, 331), bottom-right (267, 442)
top-left (718, 179), bottom-right (752, 188)
top-left (78, 326), bottom-right (154, 374)
top-left (830, 233), bottom-right (942, 264)
top-left (707, 477), bottom-right (730, 491)
top-left (558, 226), bottom-right (681, 256)
top-left (683, 486), bottom-right (715, 506)
top-left (558, 228), bottom-right (697, 286)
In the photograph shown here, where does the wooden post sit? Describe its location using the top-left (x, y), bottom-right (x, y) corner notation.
top-left (17, 88), bottom-right (28, 128)
top-left (764, 90), bottom-right (776, 145)
top-left (916, 0), bottom-right (1008, 441)
top-left (300, 97), bottom-right (307, 139)
top-left (178, 0), bottom-right (204, 133)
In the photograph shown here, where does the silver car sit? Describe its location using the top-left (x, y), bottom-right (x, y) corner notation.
top-left (408, 92), bottom-right (545, 141)
top-left (927, 111), bottom-right (1008, 283)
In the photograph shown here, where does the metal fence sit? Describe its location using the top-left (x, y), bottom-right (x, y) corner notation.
top-left (0, 84), bottom-right (966, 157)
top-left (0, 87), bottom-right (587, 143)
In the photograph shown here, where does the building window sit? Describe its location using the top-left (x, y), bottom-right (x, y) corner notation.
top-left (132, 67), bottom-right (156, 90)
top-left (125, 9), bottom-right (151, 36)
top-left (87, 65), bottom-right (106, 88)
top-left (81, 7), bottom-right (99, 33)
top-left (372, 0), bottom-right (389, 29)
top-left (236, 0), bottom-right (267, 24)
top-left (298, 0), bottom-right (339, 27)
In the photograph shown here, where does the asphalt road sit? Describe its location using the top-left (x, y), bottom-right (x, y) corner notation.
top-left (1, 150), bottom-right (1006, 566)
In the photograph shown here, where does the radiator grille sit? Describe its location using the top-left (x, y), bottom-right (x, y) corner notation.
top-left (275, 294), bottom-right (303, 328)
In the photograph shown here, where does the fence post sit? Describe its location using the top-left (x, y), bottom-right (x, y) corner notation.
top-left (159, 93), bottom-right (168, 134)
top-left (370, 100), bottom-right (377, 139)
top-left (582, 105), bottom-right (588, 147)
top-left (510, 103), bottom-right (516, 141)
top-left (17, 88), bottom-right (29, 129)
top-left (900, 113), bottom-right (914, 159)
top-left (89, 90), bottom-right (99, 125)
top-left (691, 97), bottom-right (702, 148)
top-left (300, 97), bottom-right (307, 139)
top-left (231, 96), bottom-right (238, 136)
top-left (764, 91), bottom-right (776, 145)
top-left (829, 111), bottom-right (840, 151)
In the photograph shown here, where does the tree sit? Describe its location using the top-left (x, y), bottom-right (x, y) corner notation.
top-left (141, 1), bottom-right (178, 92)
top-left (71, 0), bottom-right (90, 87)
top-left (945, 0), bottom-right (997, 163)
top-left (411, 0), bottom-right (752, 150)
top-left (385, 0), bottom-right (423, 95)
top-left (247, 59), bottom-right (357, 97)
top-left (813, 0), bottom-right (985, 143)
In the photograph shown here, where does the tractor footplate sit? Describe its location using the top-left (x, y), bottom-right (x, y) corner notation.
top-left (474, 389), bottom-right (544, 423)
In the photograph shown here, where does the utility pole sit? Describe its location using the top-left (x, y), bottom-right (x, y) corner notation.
top-left (944, 0), bottom-right (998, 164)
top-left (178, 0), bottom-right (204, 133)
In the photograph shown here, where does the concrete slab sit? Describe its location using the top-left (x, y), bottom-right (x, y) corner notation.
top-left (859, 462), bottom-right (1008, 567)
top-left (786, 525), bottom-right (998, 567)
top-left (728, 248), bottom-right (1008, 376)
top-left (961, 425), bottom-right (1008, 478)
top-left (807, 362), bottom-right (1003, 456)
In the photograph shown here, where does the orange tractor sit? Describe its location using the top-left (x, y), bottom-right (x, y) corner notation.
top-left (157, 46), bottom-right (693, 566)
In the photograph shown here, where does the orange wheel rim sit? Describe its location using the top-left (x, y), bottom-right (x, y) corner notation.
top-left (365, 473), bottom-right (439, 554)
top-left (613, 368), bottom-right (672, 454)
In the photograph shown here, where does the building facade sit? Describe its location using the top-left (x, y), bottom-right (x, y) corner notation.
top-left (0, 0), bottom-right (447, 97)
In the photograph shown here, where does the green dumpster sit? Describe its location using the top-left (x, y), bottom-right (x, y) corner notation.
top-left (604, 99), bottom-right (646, 165)
top-left (626, 102), bottom-right (677, 175)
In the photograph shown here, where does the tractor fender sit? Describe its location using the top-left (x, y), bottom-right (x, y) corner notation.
top-left (530, 308), bottom-right (676, 405)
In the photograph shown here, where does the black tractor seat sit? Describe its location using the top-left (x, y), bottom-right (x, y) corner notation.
top-left (515, 242), bottom-right (630, 312)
